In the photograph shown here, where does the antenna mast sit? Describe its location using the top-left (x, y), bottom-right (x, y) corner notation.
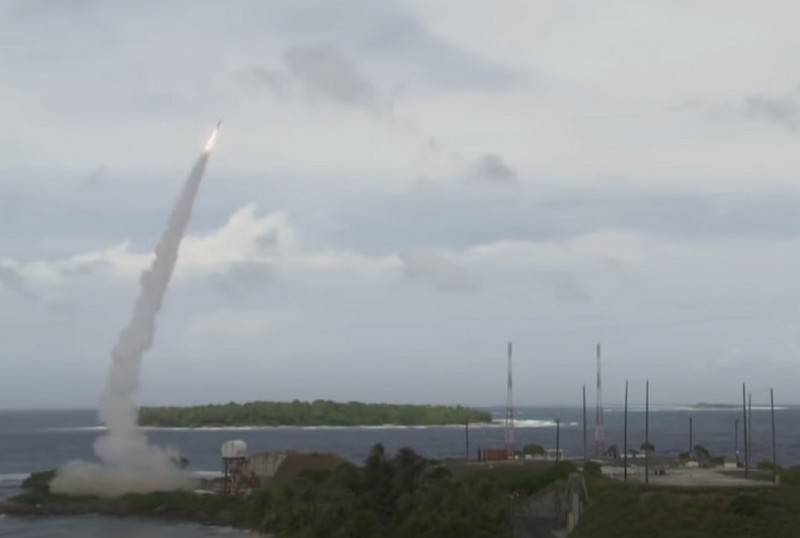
top-left (594, 343), bottom-right (605, 457)
top-left (504, 341), bottom-right (515, 457)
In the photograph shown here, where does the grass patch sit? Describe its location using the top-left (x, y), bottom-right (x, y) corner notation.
top-left (572, 475), bottom-right (800, 538)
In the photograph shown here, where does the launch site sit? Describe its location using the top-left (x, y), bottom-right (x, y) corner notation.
top-left (3, 1), bottom-right (800, 537)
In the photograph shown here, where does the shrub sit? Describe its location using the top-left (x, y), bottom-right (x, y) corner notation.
top-left (20, 470), bottom-right (56, 495)
top-left (728, 494), bottom-right (763, 517)
top-left (693, 445), bottom-right (711, 461)
top-left (521, 444), bottom-right (546, 456)
top-left (757, 460), bottom-right (779, 471)
top-left (779, 466), bottom-right (800, 486)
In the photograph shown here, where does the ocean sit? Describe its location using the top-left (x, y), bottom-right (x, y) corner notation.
top-left (1, 405), bottom-right (797, 536)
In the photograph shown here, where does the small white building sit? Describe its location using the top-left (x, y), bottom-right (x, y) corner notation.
top-left (545, 448), bottom-right (565, 461)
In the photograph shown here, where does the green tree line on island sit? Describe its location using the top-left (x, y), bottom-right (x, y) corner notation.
top-left (138, 400), bottom-right (492, 427)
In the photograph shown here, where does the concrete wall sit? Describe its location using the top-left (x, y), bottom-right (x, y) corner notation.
top-left (514, 473), bottom-right (590, 538)
top-left (244, 452), bottom-right (287, 483)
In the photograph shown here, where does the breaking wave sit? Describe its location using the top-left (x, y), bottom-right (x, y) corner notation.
top-left (39, 419), bottom-right (583, 433)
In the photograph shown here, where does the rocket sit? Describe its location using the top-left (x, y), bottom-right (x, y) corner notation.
top-left (203, 119), bottom-right (222, 154)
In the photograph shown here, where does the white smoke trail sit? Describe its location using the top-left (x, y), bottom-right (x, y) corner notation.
top-left (52, 128), bottom-right (219, 497)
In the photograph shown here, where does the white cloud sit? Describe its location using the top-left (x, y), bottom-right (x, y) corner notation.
top-left (186, 307), bottom-right (297, 344)
top-left (2, 205), bottom-right (402, 293)
top-left (5, 1), bottom-right (800, 405)
top-left (400, 248), bottom-right (478, 293)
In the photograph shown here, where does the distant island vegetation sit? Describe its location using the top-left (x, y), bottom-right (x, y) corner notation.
top-left (138, 400), bottom-right (492, 427)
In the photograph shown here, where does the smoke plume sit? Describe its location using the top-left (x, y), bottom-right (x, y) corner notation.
top-left (51, 130), bottom-right (218, 497)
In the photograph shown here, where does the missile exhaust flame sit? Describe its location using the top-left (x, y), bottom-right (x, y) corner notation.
top-left (204, 120), bottom-right (221, 153)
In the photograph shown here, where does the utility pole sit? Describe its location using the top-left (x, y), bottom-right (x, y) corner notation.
top-left (623, 379), bottom-right (629, 481)
top-left (556, 418), bottom-right (561, 462)
top-left (582, 384), bottom-right (587, 462)
top-left (594, 343), bottom-right (605, 457)
top-left (465, 416), bottom-right (470, 461)
top-left (742, 383), bottom-right (749, 479)
top-left (748, 392), bottom-right (753, 468)
top-left (771, 388), bottom-right (777, 483)
top-left (645, 379), bottom-right (650, 485)
top-left (689, 416), bottom-right (693, 456)
top-left (505, 342), bottom-right (515, 458)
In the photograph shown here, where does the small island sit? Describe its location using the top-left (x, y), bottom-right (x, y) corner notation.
top-left (138, 400), bottom-right (492, 427)
top-left (692, 403), bottom-right (740, 409)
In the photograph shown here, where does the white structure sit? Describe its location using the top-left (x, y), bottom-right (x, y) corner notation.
top-left (221, 440), bottom-right (249, 495)
top-left (545, 448), bottom-right (565, 461)
top-left (222, 440), bottom-right (248, 459)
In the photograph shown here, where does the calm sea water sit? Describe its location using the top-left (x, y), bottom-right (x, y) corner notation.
top-left (1, 405), bottom-right (798, 536)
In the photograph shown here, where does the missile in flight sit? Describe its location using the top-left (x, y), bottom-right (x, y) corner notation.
top-left (203, 119), bottom-right (222, 153)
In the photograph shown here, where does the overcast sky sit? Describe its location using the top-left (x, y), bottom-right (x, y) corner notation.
top-left (3, 0), bottom-right (800, 408)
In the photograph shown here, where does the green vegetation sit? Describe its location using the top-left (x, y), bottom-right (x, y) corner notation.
top-left (520, 443), bottom-right (546, 456)
top-left (263, 446), bottom-right (574, 537)
top-left (21, 470), bottom-right (56, 494)
top-left (7, 446), bottom-right (575, 537)
top-left (676, 445), bottom-right (726, 467)
top-left (138, 400), bottom-right (492, 427)
top-left (572, 467), bottom-right (800, 538)
top-left (693, 445), bottom-right (712, 461)
top-left (583, 461), bottom-right (602, 475)
top-left (758, 459), bottom-right (778, 471)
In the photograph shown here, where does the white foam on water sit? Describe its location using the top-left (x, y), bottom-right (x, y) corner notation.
top-left (649, 405), bottom-right (788, 412)
top-left (134, 420), bottom-right (577, 431)
top-left (488, 419), bottom-right (564, 428)
top-left (39, 426), bottom-right (107, 432)
top-left (38, 420), bottom-right (584, 433)
top-left (137, 424), bottom-right (492, 431)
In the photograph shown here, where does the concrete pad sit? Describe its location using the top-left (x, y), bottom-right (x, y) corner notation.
top-left (603, 465), bottom-right (775, 488)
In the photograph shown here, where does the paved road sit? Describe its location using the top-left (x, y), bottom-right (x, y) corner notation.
top-left (602, 465), bottom-right (776, 487)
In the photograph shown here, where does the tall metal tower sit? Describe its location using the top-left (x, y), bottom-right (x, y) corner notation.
top-left (594, 342), bottom-right (605, 457)
top-left (504, 341), bottom-right (515, 456)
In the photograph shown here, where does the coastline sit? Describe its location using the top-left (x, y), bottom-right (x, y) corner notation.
top-left (0, 499), bottom-right (256, 530)
top-left (40, 419), bottom-right (574, 433)
top-left (0, 455), bottom-right (579, 537)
